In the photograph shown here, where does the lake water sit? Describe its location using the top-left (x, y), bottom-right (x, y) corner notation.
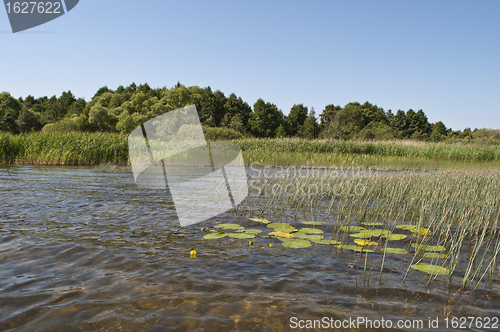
top-left (1, 166), bottom-right (499, 331)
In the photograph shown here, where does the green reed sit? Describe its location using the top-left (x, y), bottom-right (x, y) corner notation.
top-left (0, 131), bottom-right (129, 165)
top-left (238, 168), bottom-right (500, 289)
top-left (232, 138), bottom-right (500, 170)
top-left (2, 132), bottom-right (500, 170)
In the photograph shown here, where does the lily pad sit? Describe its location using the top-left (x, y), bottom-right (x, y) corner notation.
top-left (395, 225), bottom-right (431, 235)
top-left (214, 223), bottom-right (244, 230)
top-left (269, 231), bottom-right (295, 238)
top-left (382, 234), bottom-right (407, 241)
top-left (317, 239), bottom-right (340, 245)
top-left (267, 222), bottom-right (291, 229)
top-left (382, 247), bottom-right (408, 255)
top-left (349, 232), bottom-right (373, 239)
top-left (336, 244), bottom-right (375, 253)
top-left (227, 233), bottom-right (256, 239)
top-left (282, 239), bottom-right (312, 248)
top-left (299, 227), bottom-right (324, 234)
top-left (237, 229), bottom-right (263, 234)
top-left (423, 252), bottom-right (447, 259)
top-left (302, 221), bottom-right (324, 225)
top-left (395, 225), bottom-right (415, 231)
top-left (339, 226), bottom-right (366, 232)
top-left (249, 217), bottom-right (271, 224)
top-left (204, 232), bottom-right (228, 240)
top-left (411, 244), bottom-right (446, 252)
top-left (267, 223), bottom-right (296, 233)
top-left (362, 222), bottom-right (385, 226)
top-left (354, 239), bottom-right (378, 246)
top-left (350, 229), bottom-right (391, 239)
top-left (410, 262), bottom-right (449, 275)
top-left (413, 227), bottom-right (431, 235)
top-left (293, 232), bottom-right (324, 241)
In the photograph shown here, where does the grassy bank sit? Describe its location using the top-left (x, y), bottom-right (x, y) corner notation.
top-left (2, 132), bottom-right (500, 170)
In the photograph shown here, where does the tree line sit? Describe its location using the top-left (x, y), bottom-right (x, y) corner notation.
top-left (1, 82), bottom-right (498, 143)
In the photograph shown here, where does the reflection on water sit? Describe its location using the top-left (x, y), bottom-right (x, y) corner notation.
top-left (0, 166), bottom-right (499, 331)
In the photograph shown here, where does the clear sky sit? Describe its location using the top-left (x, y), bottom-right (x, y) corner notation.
top-left (1, 0), bottom-right (499, 130)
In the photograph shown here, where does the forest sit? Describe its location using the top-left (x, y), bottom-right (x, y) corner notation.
top-left (1, 82), bottom-right (499, 144)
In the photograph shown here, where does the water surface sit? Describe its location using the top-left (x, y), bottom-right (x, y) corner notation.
top-left (1, 166), bottom-right (498, 331)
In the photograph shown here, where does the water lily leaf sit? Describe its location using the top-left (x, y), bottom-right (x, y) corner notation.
top-left (317, 239), bottom-right (341, 245)
top-left (204, 232), bottom-right (228, 240)
top-left (302, 221), bottom-right (324, 225)
top-left (350, 229), bottom-right (390, 238)
top-left (237, 229), bottom-right (263, 234)
top-left (382, 247), bottom-right (408, 255)
top-left (227, 233), bottom-right (256, 239)
top-left (354, 239), bottom-right (378, 246)
top-left (267, 223), bottom-right (296, 233)
top-left (299, 227), bottom-right (324, 234)
top-left (336, 245), bottom-right (375, 253)
top-left (378, 230), bottom-right (392, 237)
top-left (214, 223), bottom-right (244, 230)
top-left (267, 222), bottom-right (291, 229)
top-left (293, 232), bottom-right (324, 241)
top-left (362, 222), bottom-right (385, 226)
top-left (249, 217), bottom-right (271, 224)
top-left (411, 262), bottom-right (449, 275)
top-left (339, 226), bottom-right (366, 232)
top-left (411, 244), bottom-right (446, 252)
top-left (382, 234), bottom-right (407, 241)
top-left (423, 252), bottom-right (447, 259)
top-left (269, 231), bottom-right (295, 238)
top-left (395, 225), bottom-right (431, 235)
top-left (413, 227), bottom-right (431, 235)
top-left (395, 225), bottom-right (415, 231)
top-left (349, 232), bottom-right (373, 239)
top-left (282, 239), bottom-right (312, 248)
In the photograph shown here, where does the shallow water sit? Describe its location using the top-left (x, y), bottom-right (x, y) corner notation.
top-left (1, 166), bottom-right (499, 331)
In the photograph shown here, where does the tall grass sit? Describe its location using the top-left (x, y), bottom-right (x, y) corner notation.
top-left (233, 138), bottom-right (500, 170)
top-left (233, 137), bottom-right (500, 160)
top-left (0, 132), bottom-right (129, 165)
top-left (237, 169), bottom-right (500, 289)
top-left (2, 132), bottom-right (500, 169)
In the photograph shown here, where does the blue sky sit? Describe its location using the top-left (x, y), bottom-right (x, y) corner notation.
top-left (1, 0), bottom-right (499, 130)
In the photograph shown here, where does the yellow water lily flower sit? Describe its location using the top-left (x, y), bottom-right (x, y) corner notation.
top-left (190, 250), bottom-right (197, 257)
top-left (354, 239), bottom-right (378, 246)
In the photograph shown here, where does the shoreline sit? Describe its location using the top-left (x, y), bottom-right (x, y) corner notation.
top-left (2, 160), bottom-right (500, 174)
top-left (2, 132), bottom-right (500, 172)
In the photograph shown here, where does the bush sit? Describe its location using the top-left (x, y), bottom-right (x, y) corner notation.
top-left (202, 126), bottom-right (243, 140)
top-left (41, 118), bottom-right (79, 133)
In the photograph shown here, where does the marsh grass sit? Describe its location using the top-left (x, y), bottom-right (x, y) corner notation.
top-left (234, 138), bottom-right (500, 170)
top-left (2, 132), bottom-right (500, 170)
top-left (0, 132), bottom-right (129, 165)
top-left (238, 168), bottom-right (500, 290)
